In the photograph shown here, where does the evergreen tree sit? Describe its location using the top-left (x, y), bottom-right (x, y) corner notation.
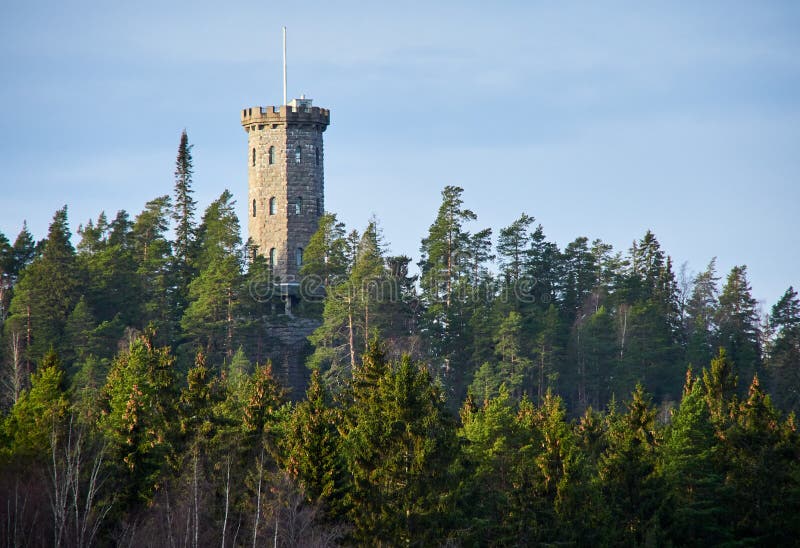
top-left (0, 231), bottom-right (11, 325)
top-left (79, 210), bottom-right (140, 328)
top-left (561, 236), bottom-right (598, 319)
top-left (132, 195), bottom-right (174, 340)
top-left (524, 224), bottom-right (561, 307)
top-left (308, 220), bottom-right (388, 386)
top-left (5, 207), bottom-right (80, 365)
top-left (496, 213), bottom-right (533, 285)
top-left (459, 387), bottom-right (526, 544)
top-left (685, 258), bottom-right (719, 369)
top-left (418, 186), bottom-right (480, 398)
top-left (284, 370), bottom-right (348, 518)
top-left (300, 212), bottom-right (349, 289)
top-left (724, 375), bottom-right (800, 543)
top-left (716, 265), bottom-right (761, 388)
top-left (99, 333), bottom-right (178, 506)
top-left (598, 384), bottom-right (664, 546)
top-left (659, 371), bottom-right (730, 544)
top-left (766, 286), bottom-right (800, 412)
top-left (172, 130), bottom-right (197, 309)
top-left (493, 310), bottom-right (532, 400)
top-left (10, 221), bottom-right (36, 282)
top-left (181, 190), bottom-right (243, 363)
top-left (343, 343), bottom-right (459, 545)
top-left (1, 350), bottom-right (69, 461)
top-left (571, 305), bottom-right (617, 412)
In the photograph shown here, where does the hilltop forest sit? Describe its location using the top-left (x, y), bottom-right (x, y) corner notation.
top-left (1, 132), bottom-right (799, 546)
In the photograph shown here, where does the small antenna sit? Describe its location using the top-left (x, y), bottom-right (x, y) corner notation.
top-left (282, 26), bottom-right (287, 106)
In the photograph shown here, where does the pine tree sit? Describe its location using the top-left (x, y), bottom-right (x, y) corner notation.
top-left (0, 231), bottom-right (12, 324)
top-left (308, 220), bottom-right (388, 386)
top-left (418, 186), bottom-right (480, 397)
top-left (561, 236), bottom-right (598, 318)
top-left (496, 213), bottom-right (534, 285)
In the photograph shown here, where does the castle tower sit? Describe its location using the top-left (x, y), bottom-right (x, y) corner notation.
top-left (241, 97), bottom-right (330, 291)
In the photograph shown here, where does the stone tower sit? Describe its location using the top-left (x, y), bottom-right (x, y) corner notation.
top-left (241, 97), bottom-right (330, 291)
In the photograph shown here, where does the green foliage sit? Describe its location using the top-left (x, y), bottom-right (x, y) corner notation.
top-left (2, 350), bottom-right (68, 461)
top-left (342, 343), bottom-right (459, 545)
top-left (717, 265), bottom-right (761, 387)
top-left (2, 166), bottom-right (800, 545)
top-left (98, 333), bottom-right (178, 506)
top-left (5, 207), bottom-right (80, 364)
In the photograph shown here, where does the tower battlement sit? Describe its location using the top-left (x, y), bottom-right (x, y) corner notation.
top-left (243, 97), bottom-right (329, 291)
top-left (241, 105), bottom-right (330, 130)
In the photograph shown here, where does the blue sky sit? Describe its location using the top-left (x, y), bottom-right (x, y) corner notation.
top-left (1, 1), bottom-right (798, 309)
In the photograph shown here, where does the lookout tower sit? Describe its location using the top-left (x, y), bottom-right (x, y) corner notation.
top-left (241, 97), bottom-right (330, 292)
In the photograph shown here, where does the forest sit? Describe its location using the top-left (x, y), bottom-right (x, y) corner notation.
top-left (0, 132), bottom-right (799, 546)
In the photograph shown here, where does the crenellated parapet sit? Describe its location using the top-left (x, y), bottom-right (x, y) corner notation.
top-left (241, 105), bottom-right (330, 131)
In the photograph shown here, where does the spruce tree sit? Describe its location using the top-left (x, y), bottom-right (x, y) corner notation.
top-left (716, 265), bottom-right (761, 388)
top-left (767, 287), bottom-right (800, 411)
top-left (181, 190), bottom-right (243, 362)
top-left (5, 207), bottom-right (80, 365)
top-left (172, 130), bottom-right (197, 309)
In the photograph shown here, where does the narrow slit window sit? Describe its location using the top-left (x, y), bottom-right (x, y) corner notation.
top-left (295, 196), bottom-right (302, 215)
top-left (295, 145), bottom-right (301, 164)
top-left (252, 148), bottom-right (256, 166)
top-left (268, 146), bottom-right (275, 165)
top-left (315, 147), bottom-right (320, 166)
top-left (252, 199), bottom-right (257, 217)
top-left (296, 247), bottom-right (303, 267)
top-left (269, 197), bottom-right (276, 215)
top-left (316, 197), bottom-right (321, 214)
top-left (269, 248), bottom-right (276, 267)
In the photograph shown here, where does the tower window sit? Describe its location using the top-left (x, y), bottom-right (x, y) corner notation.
top-left (295, 196), bottom-right (302, 215)
top-left (269, 248), bottom-right (276, 267)
top-left (252, 199), bottom-right (257, 217)
top-left (315, 147), bottom-right (320, 166)
top-left (269, 197), bottom-right (276, 215)
top-left (252, 148), bottom-right (256, 166)
top-left (316, 197), bottom-right (321, 214)
top-left (295, 145), bottom-right (301, 164)
top-left (268, 146), bottom-right (275, 165)
top-left (296, 247), bottom-right (303, 267)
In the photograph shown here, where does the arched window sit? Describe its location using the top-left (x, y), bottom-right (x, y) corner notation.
top-left (269, 248), bottom-right (276, 267)
top-left (252, 147), bottom-right (256, 166)
top-left (295, 145), bottom-right (301, 164)
top-left (252, 199), bottom-right (257, 217)
top-left (296, 247), bottom-right (303, 267)
top-left (295, 196), bottom-right (302, 215)
top-left (315, 147), bottom-right (320, 166)
top-left (268, 146), bottom-right (275, 165)
top-left (269, 197), bottom-right (276, 215)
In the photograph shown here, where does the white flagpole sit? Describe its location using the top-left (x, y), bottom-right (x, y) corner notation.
top-left (282, 26), bottom-right (287, 106)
